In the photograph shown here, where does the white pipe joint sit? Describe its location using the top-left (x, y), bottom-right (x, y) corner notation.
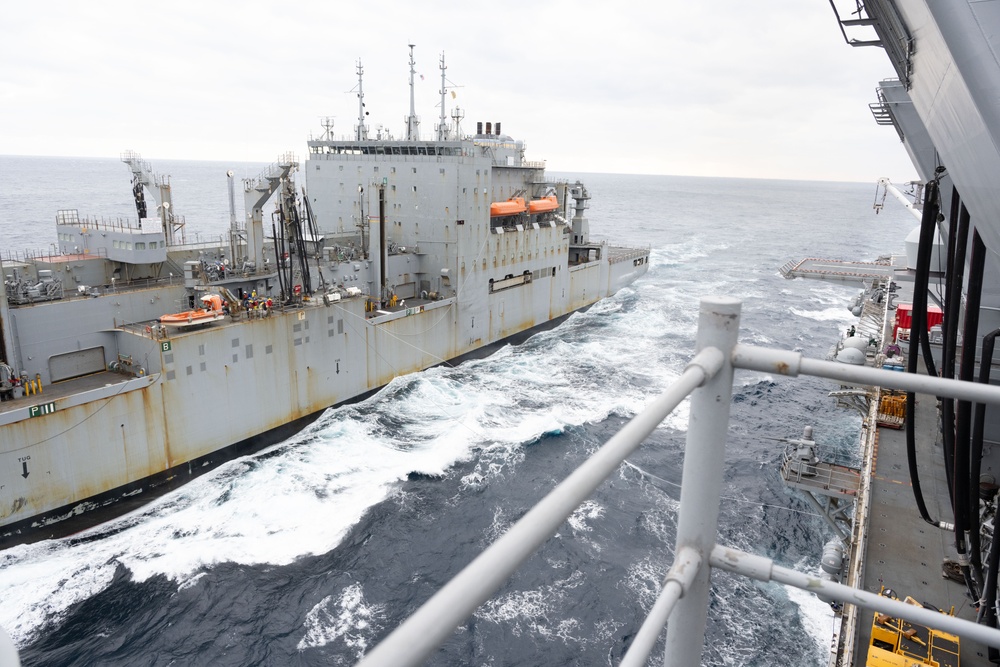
top-left (684, 347), bottom-right (725, 387)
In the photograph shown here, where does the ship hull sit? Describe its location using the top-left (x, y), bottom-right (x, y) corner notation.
top-left (0, 256), bottom-right (640, 547)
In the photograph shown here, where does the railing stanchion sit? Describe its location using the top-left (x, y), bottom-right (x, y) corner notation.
top-left (664, 297), bottom-right (741, 666)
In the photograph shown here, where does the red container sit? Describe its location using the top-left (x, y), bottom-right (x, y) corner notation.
top-left (893, 303), bottom-right (944, 343)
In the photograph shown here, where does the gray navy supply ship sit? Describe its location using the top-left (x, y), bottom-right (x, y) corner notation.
top-left (0, 49), bottom-right (649, 547)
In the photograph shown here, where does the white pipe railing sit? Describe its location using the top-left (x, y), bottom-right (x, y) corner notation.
top-left (357, 343), bottom-right (725, 667)
top-left (710, 544), bottom-right (1000, 648)
top-left (620, 545), bottom-right (702, 667)
top-left (662, 297), bottom-right (740, 664)
top-left (357, 296), bottom-right (1000, 666)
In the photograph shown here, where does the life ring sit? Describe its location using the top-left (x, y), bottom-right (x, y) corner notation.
top-left (145, 325), bottom-right (152, 334)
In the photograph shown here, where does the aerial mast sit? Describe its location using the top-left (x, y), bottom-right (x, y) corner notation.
top-left (437, 52), bottom-right (448, 141)
top-left (355, 60), bottom-right (367, 141)
top-left (406, 44), bottom-right (420, 141)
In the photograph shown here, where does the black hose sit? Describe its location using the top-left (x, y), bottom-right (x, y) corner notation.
top-left (941, 196), bottom-right (967, 511)
top-left (955, 230), bottom-right (986, 602)
top-left (906, 180), bottom-right (944, 527)
top-left (272, 221), bottom-right (285, 300)
top-left (972, 327), bottom-right (1000, 595)
top-left (949, 210), bottom-right (972, 523)
top-left (942, 203), bottom-right (970, 513)
top-left (980, 481), bottom-right (1000, 629)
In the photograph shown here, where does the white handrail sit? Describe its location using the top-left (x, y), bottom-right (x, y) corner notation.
top-left (359, 297), bottom-right (1000, 665)
top-left (357, 346), bottom-right (725, 667)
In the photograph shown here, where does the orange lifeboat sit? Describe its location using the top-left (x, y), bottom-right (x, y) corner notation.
top-left (528, 195), bottom-right (559, 214)
top-left (160, 294), bottom-right (225, 328)
top-left (489, 197), bottom-right (527, 217)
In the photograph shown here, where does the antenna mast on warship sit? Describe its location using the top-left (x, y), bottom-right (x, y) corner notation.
top-left (406, 44), bottom-right (420, 141)
top-left (437, 52), bottom-right (449, 141)
top-left (354, 60), bottom-right (367, 141)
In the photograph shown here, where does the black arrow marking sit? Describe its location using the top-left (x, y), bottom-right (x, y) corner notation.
top-left (21, 461), bottom-right (29, 479)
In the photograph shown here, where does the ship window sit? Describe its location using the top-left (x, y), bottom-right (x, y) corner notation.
top-left (294, 338), bottom-right (302, 346)
top-left (391, 167), bottom-right (396, 173)
top-left (412, 167), bottom-right (417, 174)
top-left (412, 186), bottom-right (417, 192)
top-left (338, 319), bottom-right (344, 334)
top-left (186, 365), bottom-right (193, 376)
top-left (266, 344), bottom-right (273, 355)
top-left (160, 241), bottom-right (165, 248)
top-left (166, 370), bottom-right (176, 381)
top-left (245, 344), bottom-right (253, 359)
top-left (392, 185), bottom-right (396, 192)
top-left (328, 315), bottom-right (334, 324)
top-left (374, 166), bottom-right (379, 172)
top-left (200, 362), bottom-right (206, 372)
top-left (136, 242), bottom-right (146, 250)
top-left (126, 242), bottom-right (132, 250)
top-left (440, 168), bottom-right (445, 175)
top-left (199, 345), bottom-right (205, 355)
top-left (232, 338), bottom-right (240, 348)
top-left (232, 354), bottom-right (239, 363)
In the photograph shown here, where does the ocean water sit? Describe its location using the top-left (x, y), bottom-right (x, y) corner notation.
top-left (0, 156), bottom-right (917, 665)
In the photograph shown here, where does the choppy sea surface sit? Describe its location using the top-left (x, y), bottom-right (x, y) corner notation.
top-left (0, 155), bottom-right (916, 665)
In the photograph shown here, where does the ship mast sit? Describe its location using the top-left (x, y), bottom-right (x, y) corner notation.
top-left (406, 44), bottom-right (420, 141)
top-left (437, 52), bottom-right (448, 141)
top-left (355, 60), bottom-right (367, 141)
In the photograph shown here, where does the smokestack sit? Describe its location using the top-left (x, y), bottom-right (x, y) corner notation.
top-left (476, 121), bottom-right (483, 135)
top-left (485, 122), bottom-right (492, 135)
top-left (495, 122), bottom-right (501, 135)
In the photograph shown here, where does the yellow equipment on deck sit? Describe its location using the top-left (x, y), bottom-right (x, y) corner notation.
top-left (866, 589), bottom-right (960, 667)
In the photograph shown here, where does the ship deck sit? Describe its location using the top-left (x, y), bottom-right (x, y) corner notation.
top-left (855, 383), bottom-right (984, 663)
top-left (851, 285), bottom-right (988, 664)
top-left (0, 371), bottom-right (132, 417)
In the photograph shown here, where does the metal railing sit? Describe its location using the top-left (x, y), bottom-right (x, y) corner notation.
top-left (358, 297), bottom-right (1000, 666)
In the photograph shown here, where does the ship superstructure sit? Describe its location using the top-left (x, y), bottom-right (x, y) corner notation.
top-left (0, 49), bottom-right (649, 545)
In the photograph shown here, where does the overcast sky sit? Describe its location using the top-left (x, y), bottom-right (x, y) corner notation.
top-left (1, 1), bottom-right (916, 182)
